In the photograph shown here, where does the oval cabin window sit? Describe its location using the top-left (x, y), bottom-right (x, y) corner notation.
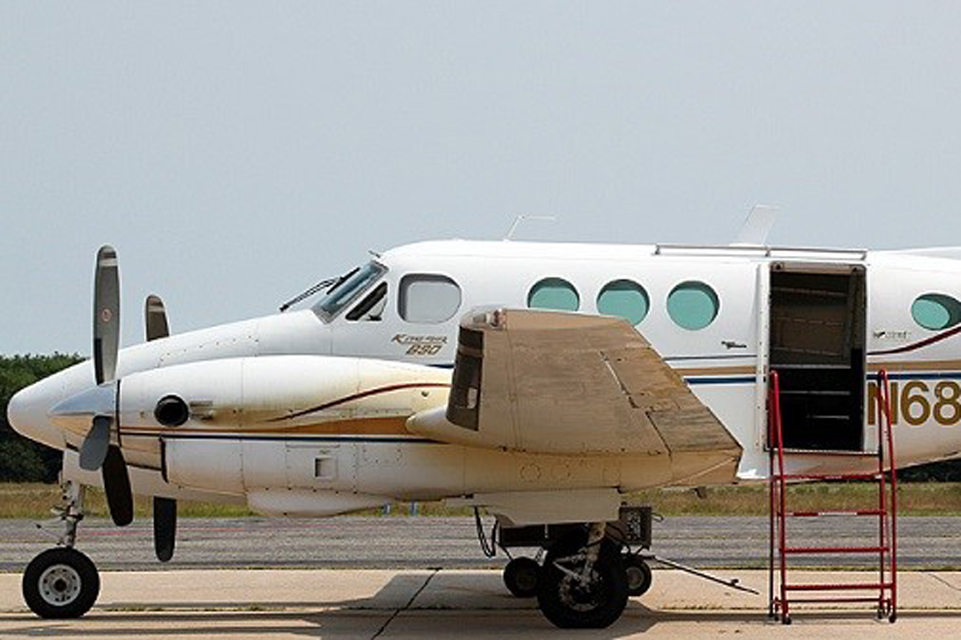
top-left (668, 281), bottom-right (719, 331)
top-left (527, 278), bottom-right (580, 312)
top-left (911, 293), bottom-right (961, 331)
top-left (597, 279), bottom-right (649, 325)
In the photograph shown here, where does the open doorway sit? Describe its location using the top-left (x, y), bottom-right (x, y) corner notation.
top-left (769, 263), bottom-right (866, 452)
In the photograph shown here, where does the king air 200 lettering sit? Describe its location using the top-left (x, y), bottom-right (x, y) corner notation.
top-left (392, 334), bottom-right (448, 356)
top-left (868, 380), bottom-right (961, 427)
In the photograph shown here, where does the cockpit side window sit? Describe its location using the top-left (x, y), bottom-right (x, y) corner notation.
top-left (346, 282), bottom-right (388, 322)
top-left (312, 261), bottom-right (387, 322)
top-left (399, 274), bottom-right (461, 324)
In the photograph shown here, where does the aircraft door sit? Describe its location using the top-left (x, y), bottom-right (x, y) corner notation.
top-left (767, 263), bottom-right (867, 452)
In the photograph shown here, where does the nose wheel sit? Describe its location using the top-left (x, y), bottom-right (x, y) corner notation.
top-left (23, 479), bottom-right (101, 619)
top-left (22, 547), bottom-right (100, 619)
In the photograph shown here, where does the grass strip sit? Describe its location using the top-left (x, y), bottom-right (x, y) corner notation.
top-left (3, 482), bottom-right (961, 519)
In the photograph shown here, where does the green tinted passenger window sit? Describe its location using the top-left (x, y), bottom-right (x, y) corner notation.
top-left (528, 278), bottom-right (580, 312)
top-left (912, 294), bottom-right (961, 331)
top-left (597, 280), bottom-right (649, 325)
top-left (668, 281), bottom-right (719, 330)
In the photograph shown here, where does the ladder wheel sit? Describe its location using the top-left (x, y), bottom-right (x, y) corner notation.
top-left (889, 612), bottom-right (897, 623)
top-left (782, 615), bottom-right (792, 625)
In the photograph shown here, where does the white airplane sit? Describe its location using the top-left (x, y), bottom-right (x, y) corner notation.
top-left (8, 211), bottom-right (961, 628)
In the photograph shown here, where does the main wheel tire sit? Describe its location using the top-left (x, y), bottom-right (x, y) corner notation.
top-left (623, 555), bottom-right (653, 596)
top-left (22, 548), bottom-right (100, 619)
top-left (503, 557), bottom-right (540, 598)
top-left (537, 536), bottom-right (629, 629)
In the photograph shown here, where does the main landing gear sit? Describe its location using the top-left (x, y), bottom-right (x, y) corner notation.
top-left (535, 523), bottom-right (630, 629)
top-left (494, 508), bottom-right (655, 629)
top-left (22, 481), bottom-right (101, 619)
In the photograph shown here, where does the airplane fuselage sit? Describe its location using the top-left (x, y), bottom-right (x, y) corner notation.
top-left (10, 240), bottom-right (961, 518)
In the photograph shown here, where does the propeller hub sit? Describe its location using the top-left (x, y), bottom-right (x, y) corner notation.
top-left (49, 384), bottom-right (117, 436)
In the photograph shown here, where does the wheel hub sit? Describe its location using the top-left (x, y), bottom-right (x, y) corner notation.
top-left (626, 566), bottom-right (643, 590)
top-left (559, 568), bottom-right (604, 611)
top-left (38, 564), bottom-right (81, 606)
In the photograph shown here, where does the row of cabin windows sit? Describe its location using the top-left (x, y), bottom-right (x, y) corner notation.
top-left (346, 273), bottom-right (720, 329)
top-left (350, 272), bottom-right (961, 335)
top-left (528, 277), bottom-right (719, 330)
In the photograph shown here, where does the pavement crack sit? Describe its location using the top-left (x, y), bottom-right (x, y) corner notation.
top-left (927, 572), bottom-right (961, 593)
top-left (370, 569), bottom-right (439, 640)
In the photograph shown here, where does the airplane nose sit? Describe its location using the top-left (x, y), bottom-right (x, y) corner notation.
top-left (7, 379), bottom-right (67, 451)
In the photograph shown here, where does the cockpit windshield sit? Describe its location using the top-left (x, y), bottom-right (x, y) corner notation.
top-left (312, 261), bottom-right (387, 322)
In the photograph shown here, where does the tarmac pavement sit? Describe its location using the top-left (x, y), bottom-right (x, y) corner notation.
top-left (2, 569), bottom-right (961, 639)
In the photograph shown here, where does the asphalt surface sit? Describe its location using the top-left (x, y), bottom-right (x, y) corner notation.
top-left (2, 515), bottom-right (961, 572)
top-left (4, 568), bottom-right (961, 639)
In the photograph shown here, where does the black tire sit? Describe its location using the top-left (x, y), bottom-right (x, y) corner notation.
top-left (22, 548), bottom-right (100, 619)
top-left (623, 555), bottom-right (653, 596)
top-left (537, 535), bottom-right (629, 628)
top-left (503, 557), bottom-right (540, 598)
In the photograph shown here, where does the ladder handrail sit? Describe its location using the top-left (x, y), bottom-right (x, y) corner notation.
top-left (877, 369), bottom-right (898, 615)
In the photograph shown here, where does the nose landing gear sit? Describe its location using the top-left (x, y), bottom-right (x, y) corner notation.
top-left (22, 481), bottom-right (101, 619)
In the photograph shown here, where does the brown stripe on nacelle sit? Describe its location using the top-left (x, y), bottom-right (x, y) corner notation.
top-left (267, 382), bottom-right (451, 422)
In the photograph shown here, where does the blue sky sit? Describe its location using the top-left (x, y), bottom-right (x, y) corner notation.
top-left (3, 2), bottom-right (961, 354)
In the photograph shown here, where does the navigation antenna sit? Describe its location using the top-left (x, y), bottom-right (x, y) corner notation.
top-left (503, 215), bottom-right (558, 241)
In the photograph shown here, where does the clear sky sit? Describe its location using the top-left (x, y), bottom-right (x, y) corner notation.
top-left (3, 2), bottom-right (961, 355)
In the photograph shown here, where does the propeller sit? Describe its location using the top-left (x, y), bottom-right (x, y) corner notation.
top-left (144, 294), bottom-right (177, 563)
top-left (77, 246), bottom-right (133, 527)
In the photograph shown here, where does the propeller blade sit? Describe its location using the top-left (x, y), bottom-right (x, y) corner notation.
top-left (145, 295), bottom-right (169, 342)
top-left (94, 245), bottom-right (120, 385)
top-left (146, 295), bottom-right (175, 558)
top-left (153, 497), bottom-right (177, 562)
top-left (79, 415), bottom-right (112, 471)
top-left (102, 446), bottom-right (134, 527)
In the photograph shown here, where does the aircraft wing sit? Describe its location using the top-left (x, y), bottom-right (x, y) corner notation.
top-left (407, 308), bottom-right (742, 459)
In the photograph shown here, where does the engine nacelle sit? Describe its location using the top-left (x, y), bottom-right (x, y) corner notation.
top-left (114, 355), bottom-right (449, 494)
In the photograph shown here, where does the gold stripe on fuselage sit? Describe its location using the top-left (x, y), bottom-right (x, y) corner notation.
top-left (868, 359), bottom-right (961, 373)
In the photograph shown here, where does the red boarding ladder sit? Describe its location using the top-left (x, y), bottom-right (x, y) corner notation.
top-left (768, 369), bottom-right (897, 624)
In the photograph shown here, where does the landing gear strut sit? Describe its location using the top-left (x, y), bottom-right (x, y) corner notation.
top-left (22, 480), bottom-right (101, 619)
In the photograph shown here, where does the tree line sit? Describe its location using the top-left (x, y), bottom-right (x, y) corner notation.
top-left (0, 354), bottom-right (81, 482)
top-left (1, 353), bottom-right (960, 482)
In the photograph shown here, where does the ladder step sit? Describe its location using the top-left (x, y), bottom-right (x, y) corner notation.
top-left (783, 546), bottom-right (889, 554)
top-left (773, 449), bottom-right (878, 456)
top-left (785, 583), bottom-right (894, 592)
top-left (778, 597), bottom-right (894, 605)
top-left (787, 509), bottom-right (886, 517)
top-left (776, 473), bottom-right (881, 481)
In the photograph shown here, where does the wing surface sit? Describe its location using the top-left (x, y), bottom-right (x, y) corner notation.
top-left (408, 308), bottom-right (742, 459)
